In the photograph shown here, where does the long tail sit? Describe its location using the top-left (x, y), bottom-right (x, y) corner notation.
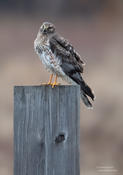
top-left (68, 72), bottom-right (95, 108)
top-left (80, 89), bottom-right (93, 108)
top-left (80, 77), bottom-right (94, 108)
top-left (80, 78), bottom-right (94, 100)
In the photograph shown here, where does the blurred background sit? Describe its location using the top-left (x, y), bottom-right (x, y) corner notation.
top-left (0, 0), bottom-right (123, 174)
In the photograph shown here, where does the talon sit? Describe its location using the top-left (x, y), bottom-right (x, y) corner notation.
top-left (41, 74), bottom-right (53, 85)
top-left (52, 82), bottom-right (60, 88)
top-left (47, 82), bottom-right (53, 85)
top-left (52, 75), bottom-right (60, 88)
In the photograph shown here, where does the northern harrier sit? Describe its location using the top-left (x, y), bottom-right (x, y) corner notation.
top-left (34, 22), bottom-right (95, 108)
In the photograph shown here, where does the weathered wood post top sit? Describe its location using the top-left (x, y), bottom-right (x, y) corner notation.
top-left (14, 85), bottom-right (80, 175)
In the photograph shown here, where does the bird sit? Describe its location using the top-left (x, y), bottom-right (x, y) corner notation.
top-left (34, 22), bottom-right (95, 108)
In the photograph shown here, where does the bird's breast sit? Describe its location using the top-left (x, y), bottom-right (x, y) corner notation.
top-left (37, 45), bottom-right (60, 72)
top-left (34, 40), bottom-right (65, 76)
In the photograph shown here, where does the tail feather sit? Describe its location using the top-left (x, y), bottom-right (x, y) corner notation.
top-left (80, 90), bottom-right (93, 108)
top-left (69, 72), bottom-right (94, 100)
top-left (67, 72), bottom-right (95, 108)
top-left (80, 80), bottom-right (94, 100)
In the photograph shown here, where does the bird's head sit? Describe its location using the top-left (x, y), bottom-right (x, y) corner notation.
top-left (40, 22), bottom-right (55, 35)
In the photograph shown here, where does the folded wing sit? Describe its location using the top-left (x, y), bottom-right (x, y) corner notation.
top-left (49, 34), bottom-right (94, 105)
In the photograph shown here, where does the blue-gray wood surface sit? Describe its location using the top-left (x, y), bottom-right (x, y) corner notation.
top-left (14, 85), bottom-right (80, 175)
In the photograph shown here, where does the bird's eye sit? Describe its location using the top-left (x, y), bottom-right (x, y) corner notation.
top-left (48, 26), bottom-right (53, 30)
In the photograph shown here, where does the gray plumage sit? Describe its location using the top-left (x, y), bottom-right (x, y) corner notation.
top-left (34, 22), bottom-right (95, 108)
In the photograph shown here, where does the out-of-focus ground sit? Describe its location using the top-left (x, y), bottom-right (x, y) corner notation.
top-left (0, 1), bottom-right (123, 174)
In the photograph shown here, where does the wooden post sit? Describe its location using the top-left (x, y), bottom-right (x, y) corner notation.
top-left (14, 85), bottom-right (80, 175)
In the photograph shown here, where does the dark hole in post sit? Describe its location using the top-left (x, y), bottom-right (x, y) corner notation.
top-left (55, 133), bottom-right (65, 144)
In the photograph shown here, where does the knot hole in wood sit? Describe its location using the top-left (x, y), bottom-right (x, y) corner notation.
top-left (55, 133), bottom-right (66, 144)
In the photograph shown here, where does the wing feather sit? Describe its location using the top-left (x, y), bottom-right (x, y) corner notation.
top-left (50, 34), bottom-right (84, 74)
top-left (49, 34), bottom-right (94, 101)
top-left (53, 34), bottom-right (85, 65)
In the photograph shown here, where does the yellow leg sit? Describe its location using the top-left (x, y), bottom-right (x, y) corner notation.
top-left (47, 74), bottom-right (53, 85)
top-left (41, 74), bottom-right (53, 85)
top-left (52, 75), bottom-right (60, 88)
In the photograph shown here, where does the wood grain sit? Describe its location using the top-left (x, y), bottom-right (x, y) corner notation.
top-left (14, 85), bottom-right (80, 175)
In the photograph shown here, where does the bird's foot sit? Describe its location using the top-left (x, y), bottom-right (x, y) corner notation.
top-left (47, 81), bottom-right (53, 85)
top-left (40, 74), bottom-right (53, 86)
top-left (51, 75), bottom-right (60, 88)
top-left (40, 82), bottom-right (60, 87)
top-left (52, 82), bottom-right (60, 88)
top-left (40, 75), bottom-right (60, 88)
